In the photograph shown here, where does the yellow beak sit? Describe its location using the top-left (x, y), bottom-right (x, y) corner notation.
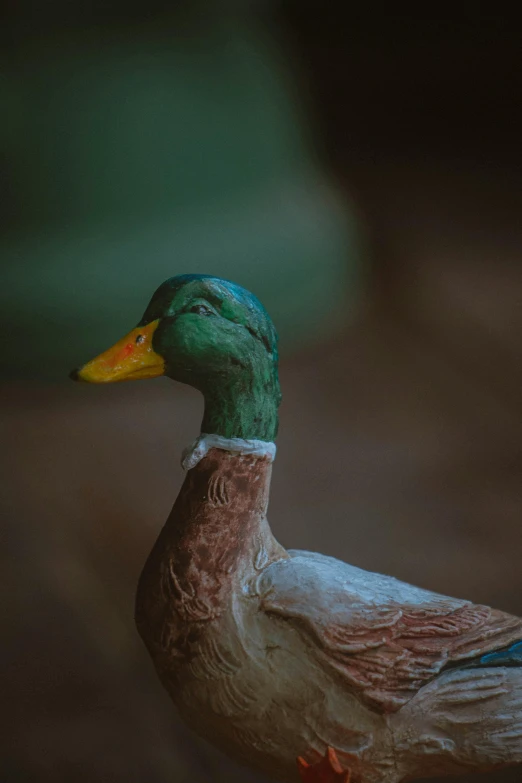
top-left (71, 319), bottom-right (165, 383)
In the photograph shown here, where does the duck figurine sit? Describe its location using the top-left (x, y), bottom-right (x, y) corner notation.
top-left (71, 274), bottom-right (522, 783)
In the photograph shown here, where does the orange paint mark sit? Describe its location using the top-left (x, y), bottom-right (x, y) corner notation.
top-left (102, 342), bottom-right (134, 368)
top-left (297, 747), bottom-right (351, 783)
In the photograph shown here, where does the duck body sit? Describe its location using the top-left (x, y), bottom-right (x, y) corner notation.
top-left (135, 448), bottom-right (387, 782)
top-left (135, 446), bottom-right (522, 783)
top-left (72, 274), bottom-right (522, 782)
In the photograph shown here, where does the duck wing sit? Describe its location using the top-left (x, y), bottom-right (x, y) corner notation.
top-left (255, 551), bottom-right (522, 713)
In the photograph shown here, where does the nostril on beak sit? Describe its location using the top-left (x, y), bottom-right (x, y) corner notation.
top-left (69, 368), bottom-right (80, 381)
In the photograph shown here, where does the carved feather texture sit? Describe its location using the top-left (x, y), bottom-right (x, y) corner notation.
top-left (136, 450), bottom-right (522, 781)
top-left (257, 551), bottom-right (522, 713)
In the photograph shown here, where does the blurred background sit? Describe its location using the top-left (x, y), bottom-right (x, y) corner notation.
top-left (2, 4), bottom-right (522, 782)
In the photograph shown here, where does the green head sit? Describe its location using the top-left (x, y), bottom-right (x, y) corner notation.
top-left (71, 274), bottom-right (281, 441)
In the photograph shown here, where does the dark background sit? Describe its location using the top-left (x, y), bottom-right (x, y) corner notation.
top-left (2, 4), bottom-right (522, 782)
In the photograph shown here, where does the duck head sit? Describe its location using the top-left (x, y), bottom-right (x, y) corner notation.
top-left (70, 274), bottom-right (281, 441)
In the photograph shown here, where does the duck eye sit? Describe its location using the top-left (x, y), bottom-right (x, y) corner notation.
top-left (189, 304), bottom-right (212, 316)
top-left (135, 334), bottom-right (145, 345)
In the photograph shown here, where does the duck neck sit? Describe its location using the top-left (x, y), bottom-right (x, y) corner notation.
top-left (162, 450), bottom-right (285, 614)
top-left (199, 356), bottom-right (281, 442)
top-left (135, 447), bottom-right (286, 660)
top-left (173, 449), bottom-right (277, 563)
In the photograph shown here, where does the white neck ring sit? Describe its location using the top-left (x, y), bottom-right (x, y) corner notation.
top-left (181, 433), bottom-right (277, 471)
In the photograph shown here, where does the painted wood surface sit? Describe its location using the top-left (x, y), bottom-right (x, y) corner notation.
top-left (71, 274), bottom-right (522, 782)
